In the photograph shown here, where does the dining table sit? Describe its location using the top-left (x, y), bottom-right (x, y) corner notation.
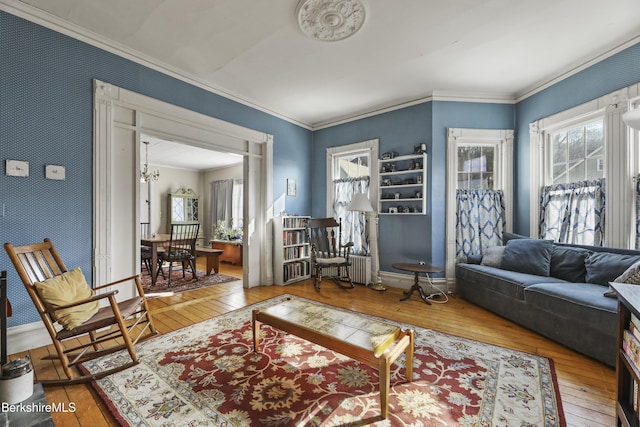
top-left (140, 233), bottom-right (170, 287)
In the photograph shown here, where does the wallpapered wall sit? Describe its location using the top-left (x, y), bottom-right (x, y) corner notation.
top-left (2, 8), bottom-right (640, 330)
top-left (0, 11), bottom-right (311, 327)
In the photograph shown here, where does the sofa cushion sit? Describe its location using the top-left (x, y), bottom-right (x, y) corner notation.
top-left (584, 252), bottom-right (640, 286)
top-left (604, 260), bottom-right (640, 297)
top-left (480, 246), bottom-right (505, 267)
top-left (500, 238), bottom-right (553, 276)
top-left (550, 246), bottom-right (591, 282)
top-left (524, 282), bottom-right (618, 335)
top-left (455, 263), bottom-right (567, 300)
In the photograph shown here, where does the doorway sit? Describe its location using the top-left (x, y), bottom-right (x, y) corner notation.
top-left (93, 79), bottom-right (273, 297)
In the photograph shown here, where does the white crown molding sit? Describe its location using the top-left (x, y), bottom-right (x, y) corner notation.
top-left (516, 34), bottom-right (640, 102)
top-left (431, 91), bottom-right (516, 104)
top-left (0, 0), bottom-right (313, 130)
top-left (3, 1), bottom-right (639, 132)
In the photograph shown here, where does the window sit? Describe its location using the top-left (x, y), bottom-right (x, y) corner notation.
top-left (457, 146), bottom-right (496, 189)
top-left (537, 116), bottom-right (606, 246)
top-left (326, 140), bottom-right (378, 256)
top-left (549, 120), bottom-right (604, 184)
top-left (530, 88), bottom-right (637, 249)
top-left (446, 128), bottom-right (513, 278)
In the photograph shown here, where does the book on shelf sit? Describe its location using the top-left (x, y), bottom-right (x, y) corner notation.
top-left (623, 329), bottom-right (640, 371)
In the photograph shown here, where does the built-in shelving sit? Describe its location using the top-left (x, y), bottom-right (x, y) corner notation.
top-left (273, 216), bottom-right (311, 286)
top-left (379, 152), bottom-right (427, 215)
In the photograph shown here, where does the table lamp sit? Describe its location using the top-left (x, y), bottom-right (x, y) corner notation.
top-left (347, 193), bottom-right (386, 291)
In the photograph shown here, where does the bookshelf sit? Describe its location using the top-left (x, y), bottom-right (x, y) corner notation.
top-left (273, 216), bottom-right (311, 286)
top-left (612, 282), bottom-right (640, 426)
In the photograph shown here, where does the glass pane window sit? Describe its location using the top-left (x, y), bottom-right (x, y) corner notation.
top-left (457, 146), bottom-right (495, 190)
top-left (335, 153), bottom-right (369, 179)
top-left (551, 120), bottom-right (604, 184)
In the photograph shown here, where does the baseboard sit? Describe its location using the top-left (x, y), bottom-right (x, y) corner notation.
top-left (6, 322), bottom-right (52, 355)
top-left (378, 271), bottom-right (451, 293)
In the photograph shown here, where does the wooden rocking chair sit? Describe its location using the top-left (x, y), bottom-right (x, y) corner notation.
top-left (306, 217), bottom-right (355, 291)
top-left (4, 238), bottom-right (158, 385)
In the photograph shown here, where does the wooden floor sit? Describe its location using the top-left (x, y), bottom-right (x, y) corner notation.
top-left (10, 262), bottom-right (616, 426)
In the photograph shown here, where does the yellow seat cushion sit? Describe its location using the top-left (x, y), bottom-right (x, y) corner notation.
top-left (34, 268), bottom-right (100, 330)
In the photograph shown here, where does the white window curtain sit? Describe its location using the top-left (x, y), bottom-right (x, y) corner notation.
top-left (456, 189), bottom-right (505, 258)
top-left (210, 179), bottom-right (236, 234)
top-left (231, 178), bottom-right (243, 230)
top-left (333, 176), bottom-right (370, 255)
top-left (539, 179), bottom-right (605, 246)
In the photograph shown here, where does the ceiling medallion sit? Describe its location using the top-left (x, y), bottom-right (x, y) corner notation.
top-left (297, 0), bottom-right (366, 42)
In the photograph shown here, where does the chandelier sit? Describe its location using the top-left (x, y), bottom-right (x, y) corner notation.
top-left (140, 141), bottom-right (160, 183)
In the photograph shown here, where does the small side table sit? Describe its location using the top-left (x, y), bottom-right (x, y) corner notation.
top-left (392, 263), bottom-right (443, 305)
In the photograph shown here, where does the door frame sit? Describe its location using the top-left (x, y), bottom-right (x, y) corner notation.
top-left (93, 79), bottom-right (273, 294)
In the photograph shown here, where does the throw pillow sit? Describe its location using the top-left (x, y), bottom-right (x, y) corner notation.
top-left (549, 246), bottom-right (591, 282)
top-left (480, 246), bottom-right (505, 267)
top-left (604, 260), bottom-right (640, 297)
top-left (34, 267), bottom-right (100, 330)
top-left (500, 238), bottom-right (553, 276)
top-left (585, 252), bottom-right (640, 286)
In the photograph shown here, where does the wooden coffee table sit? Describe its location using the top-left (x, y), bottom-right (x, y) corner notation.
top-left (393, 262), bottom-right (443, 305)
top-left (252, 298), bottom-right (414, 419)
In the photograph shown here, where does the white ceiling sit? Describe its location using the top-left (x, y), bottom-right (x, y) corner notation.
top-left (10, 0), bottom-right (640, 130)
top-left (141, 135), bottom-right (243, 171)
top-left (7, 0), bottom-right (640, 170)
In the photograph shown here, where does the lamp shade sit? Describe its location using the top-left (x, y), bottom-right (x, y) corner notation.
top-left (347, 193), bottom-right (373, 212)
top-left (623, 109), bottom-right (640, 130)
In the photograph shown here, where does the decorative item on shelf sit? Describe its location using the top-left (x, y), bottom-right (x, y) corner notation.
top-left (394, 193), bottom-right (400, 199)
top-left (347, 193), bottom-right (386, 292)
top-left (389, 163), bottom-right (396, 172)
top-left (389, 207), bottom-right (398, 213)
top-left (381, 151), bottom-right (397, 160)
top-left (414, 143), bottom-right (427, 154)
top-left (417, 175), bottom-right (422, 184)
top-left (415, 191), bottom-right (422, 198)
top-left (140, 141), bottom-right (160, 183)
top-left (381, 179), bottom-right (391, 186)
top-left (402, 206), bottom-right (411, 213)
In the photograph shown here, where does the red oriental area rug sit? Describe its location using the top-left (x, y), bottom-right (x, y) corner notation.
top-left (81, 296), bottom-right (565, 426)
top-left (140, 269), bottom-right (239, 296)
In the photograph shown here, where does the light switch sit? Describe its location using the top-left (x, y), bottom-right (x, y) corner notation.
top-left (6, 160), bottom-right (29, 177)
top-left (45, 164), bottom-right (66, 180)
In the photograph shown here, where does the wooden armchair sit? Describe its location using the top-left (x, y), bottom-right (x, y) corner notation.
top-left (306, 217), bottom-right (355, 291)
top-left (4, 238), bottom-right (158, 385)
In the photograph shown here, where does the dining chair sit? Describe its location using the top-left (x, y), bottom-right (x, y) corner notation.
top-left (140, 222), bottom-right (152, 274)
top-left (306, 217), bottom-right (355, 291)
top-left (157, 223), bottom-right (200, 285)
top-left (4, 238), bottom-right (157, 385)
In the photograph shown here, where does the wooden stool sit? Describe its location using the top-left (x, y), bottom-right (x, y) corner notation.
top-left (195, 248), bottom-right (224, 275)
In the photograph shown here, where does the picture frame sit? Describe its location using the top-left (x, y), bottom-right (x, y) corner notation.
top-left (287, 178), bottom-right (297, 196)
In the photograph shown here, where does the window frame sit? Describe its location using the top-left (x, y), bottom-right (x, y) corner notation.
top-left (530, 87), bottom-right (638, 248)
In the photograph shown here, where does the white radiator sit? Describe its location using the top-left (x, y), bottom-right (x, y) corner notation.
top-left (321, 255), bottom-right (372, 285)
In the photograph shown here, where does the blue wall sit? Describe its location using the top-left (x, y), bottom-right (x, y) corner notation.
top-left (0, 12), bottom-right (312, 327)
top-left (3, 9), bottom-right (640, 328)
top-left (514, 43), bottom-right (640, 234)
top-left (313, 101), bottom-right (516, 273)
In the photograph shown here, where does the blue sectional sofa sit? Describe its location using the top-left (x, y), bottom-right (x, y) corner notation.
top-left (455, 233), bottom-right (640, 367)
